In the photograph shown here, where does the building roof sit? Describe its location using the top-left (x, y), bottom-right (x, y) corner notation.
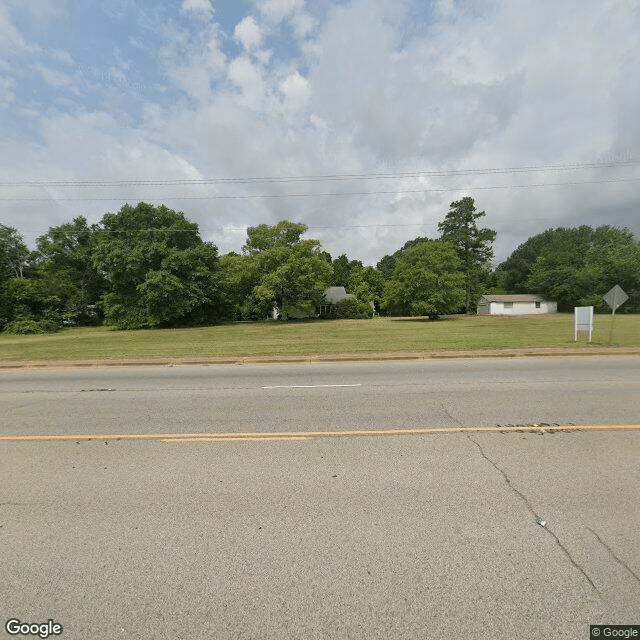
top-left (479, 294), bottom-right (548, 303)
top-left (323, 286), bottom-right (355, 304)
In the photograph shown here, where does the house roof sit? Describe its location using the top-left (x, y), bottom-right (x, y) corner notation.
top-left (323, 286), bottom-right (355, 304)
top-left (479, 294), bottom-right (548, 303)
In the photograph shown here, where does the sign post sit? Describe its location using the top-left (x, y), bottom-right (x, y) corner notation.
top-left (603, 285), bottom-right (628, 344)
top-left (574, 306), bottom-right (594, 342)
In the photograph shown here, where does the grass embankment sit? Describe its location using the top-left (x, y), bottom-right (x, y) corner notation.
top-left (0, 314), bottom-right (638, 362)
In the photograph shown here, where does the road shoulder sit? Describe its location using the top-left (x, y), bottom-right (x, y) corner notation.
top-left (1, 346), bottom-right (639, 369)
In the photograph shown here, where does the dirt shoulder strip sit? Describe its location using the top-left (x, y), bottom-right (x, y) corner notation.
top-left (1, 346), bottom-right (639, 369)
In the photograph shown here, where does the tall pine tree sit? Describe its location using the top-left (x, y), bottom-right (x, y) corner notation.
top-left (438, 197), bottom-right (496, 313)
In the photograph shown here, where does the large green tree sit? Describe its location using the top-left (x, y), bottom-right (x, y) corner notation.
top-left (347, 265), bottom-right (385, 312)
top-left (0, 224), bottom-right (30, 280)
top-left (496, 228), bottom-right (558, 293)
top-left (33, 216), bottom-right (107, 325)
top-left (382, 240), bottom-right (465, 318)
top-left (92, 202), bottom-right (224, 328)
top-left (0, 277), bottom-right (64, 332)
top-left (376, 237), bottom-right (430, 280)
top-left (218, 252), bottom-right (260, 320)
top-left (250, 239), bottom-right (332, 318)
top-left (0, 226), bottom-right (47, 332)
top-left (331, 254), bottom-right (363, 287)
top-left (242, 220), bottom-right (307, 254)
top-left (232, 221), bottom-right (333, 319)
top-left (437, 197), bottom-right (496, 313)
top-left (525, 225), bottom-right (640, 311)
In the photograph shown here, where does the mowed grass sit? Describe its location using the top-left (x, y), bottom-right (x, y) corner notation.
top-left (0, 314), bottom-right (638, 362)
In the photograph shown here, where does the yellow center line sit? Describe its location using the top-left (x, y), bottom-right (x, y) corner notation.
top-left (162, 435), bottom-right (314, 442)
top-left (1, 424), bottom-right (639, 443)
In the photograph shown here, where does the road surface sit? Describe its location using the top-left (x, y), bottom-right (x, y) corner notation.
top-left (1, 356), bottom-right (639, 639)
top-left (1, 356), bottom-right (639, 435)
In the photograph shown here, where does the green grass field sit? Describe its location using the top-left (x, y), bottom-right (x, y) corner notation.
top-left (0, 314), bottom-right (638, 362)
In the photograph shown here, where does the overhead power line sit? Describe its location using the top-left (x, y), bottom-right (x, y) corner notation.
top-left (19, 218), bottom-right (578, 240)
top-left (1, 176), bottom-right (639, 202)
top-left (0, 159), bottom-right (639, 189)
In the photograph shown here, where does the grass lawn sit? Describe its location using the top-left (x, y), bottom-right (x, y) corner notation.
top-left (0, 314), bottom-right (638, 362)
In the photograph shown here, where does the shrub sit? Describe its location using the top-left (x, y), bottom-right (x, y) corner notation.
top-left (334, 297), bottom-right (373, 319)
top-left (3, 319), bottom-right (58, 334)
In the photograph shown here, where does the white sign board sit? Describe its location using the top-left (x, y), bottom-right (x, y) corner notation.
top-left (603, 285), bottom-right (628, 312)
top-left (574, 306), bottom-right (594, 342)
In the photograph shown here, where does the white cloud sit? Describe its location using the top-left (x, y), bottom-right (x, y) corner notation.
top-left (35, 64), bottom-right (74, 87)
top-left (289, 10), bottom-right (316, 39)
top-left (4, 0), bottom-right (66, 26)
top-left (159, 21), bottom-right (227, 103)
top-left (46, 47), bottom-right (75, 66)
top-left (254, 48), bottom-right (273, 66)
top-left (234, 16), bottom-right (264, 51)
top-left (180, 0), bottom-right (215, 20)
top-left (1, 0), bottom-right (639, 264)
top-left (279, 70), bottom-right (310, 114)
top-left (432, 0), bottom-right (457, 20)
top-left (309, 0), bottom-right (461, 160)
top-left (128, 36), bottom-right (144, 49)
top-left (0, 6), bottom-right (38, 56)
top-left (254, 0), bottom-right (304, 24)
top-left (0, 75), bottom-right (16, 107)
top-left (227, 56), bottom-right (267, 110)
top-left (0, 108), bottom-right (208, 243)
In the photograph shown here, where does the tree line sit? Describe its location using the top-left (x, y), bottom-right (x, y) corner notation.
top-left (1, 199), bottom-right (638, 333)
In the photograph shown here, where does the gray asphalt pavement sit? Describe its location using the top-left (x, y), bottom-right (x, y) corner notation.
top-left (1, 356), bottom-right (639, 435)
top-left (1, 357), bottom-right (639, 639)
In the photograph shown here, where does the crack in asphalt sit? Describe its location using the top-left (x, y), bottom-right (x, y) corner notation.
top-left (586, 526), bottom-right (640, 585)
top-left (467, 434), bottom-right (597, 592)
top-left (441, 402), bottom-right (463, 427)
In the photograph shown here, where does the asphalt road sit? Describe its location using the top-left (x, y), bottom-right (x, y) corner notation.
top-left (1, 357), bottom-right (639, 639)
top-left (1, 356), bottom-right (640, 435)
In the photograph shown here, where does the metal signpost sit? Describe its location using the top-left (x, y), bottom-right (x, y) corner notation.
top-left (574, 306), bottom-right (594, 342)
top-left (603, 284), bottom-right (628, 344)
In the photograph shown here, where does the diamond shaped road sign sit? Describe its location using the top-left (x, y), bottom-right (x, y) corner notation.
top-left (603, 285), bottom-right (629, 312)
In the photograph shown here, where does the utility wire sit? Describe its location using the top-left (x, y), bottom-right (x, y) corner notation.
top-left (31, 223), bottom-right (439, 235)
top-left (0, 160), bottom-right (638, 188)
top-left (1, 176), bottom-right (639, 201)
top-left (18, 215), bottom-right (637, 240)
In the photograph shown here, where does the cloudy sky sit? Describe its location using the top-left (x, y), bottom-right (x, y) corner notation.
top-left (1, 0), bottom-right (639, 265)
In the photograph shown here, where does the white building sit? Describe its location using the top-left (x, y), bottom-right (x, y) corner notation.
top-left (477, 294), bottom-right (557, 315)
